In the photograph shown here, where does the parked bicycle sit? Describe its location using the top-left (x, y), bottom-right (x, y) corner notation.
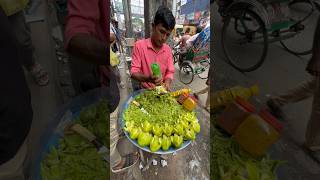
top-left (217, 0), bottom-right (320, 72)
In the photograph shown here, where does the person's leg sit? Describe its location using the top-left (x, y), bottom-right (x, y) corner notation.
top-left (8, 11), bottom-right (49, 86)
top-left (110, 107), bottom-right (139, 173)
top-left (110, 107), bottom-right (122, 168)
top-left (305, 76), bottom-right (320, 151)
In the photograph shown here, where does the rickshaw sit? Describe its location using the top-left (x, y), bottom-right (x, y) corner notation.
top-left (178, 26), bottom-right (211, 84)
top-left (217, 0), bottom-right (320, 72)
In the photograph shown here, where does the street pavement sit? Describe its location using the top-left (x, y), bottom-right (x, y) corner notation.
top-left (212, 2), bottom-right (320, 179)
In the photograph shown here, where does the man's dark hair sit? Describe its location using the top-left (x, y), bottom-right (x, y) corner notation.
top-left (185, 27), bottom-right (191, 33)
top-left (196, 26), bottom-right (202, 34)
top-left (154, 6), bottom-right (175, 30)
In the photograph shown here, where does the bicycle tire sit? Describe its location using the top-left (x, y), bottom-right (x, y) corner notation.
top-left (280, 0), bottom-right (318, 55)
top-left (222, 8), bottom-right (268, 72)
top-left (179, 62), bottom-right (194, 85)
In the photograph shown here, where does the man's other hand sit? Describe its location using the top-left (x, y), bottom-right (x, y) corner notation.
top-left (164, 79), bottom-right (172, 91)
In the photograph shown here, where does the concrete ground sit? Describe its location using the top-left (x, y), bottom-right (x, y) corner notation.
top-left (212, 2), bottom-right (320, 179)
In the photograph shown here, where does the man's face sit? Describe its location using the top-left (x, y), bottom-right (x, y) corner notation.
top-left (151, 23), bottom-right (173, 48)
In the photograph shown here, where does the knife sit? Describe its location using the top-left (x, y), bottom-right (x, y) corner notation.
top-left (132, 100), bottom-right (150, 115)
top-left (69, 123), bottom-right (109, 163)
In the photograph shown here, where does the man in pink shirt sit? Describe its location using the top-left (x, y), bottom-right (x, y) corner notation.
top-left (131, 6), bottom-right (176, 90)
top-left (65, 0), bottom-right (115, 96)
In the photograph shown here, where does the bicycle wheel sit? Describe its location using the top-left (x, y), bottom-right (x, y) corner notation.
top-left (222, 8), bottom-right (268, 72)
top-left (197, 59), bottom-right (210, 79)
top-left (280, 0), bottom-right (319, 55)
top-left (179, 62), bottom-right (194, 84)
top-left (173, 51), bottom-right (178, 64)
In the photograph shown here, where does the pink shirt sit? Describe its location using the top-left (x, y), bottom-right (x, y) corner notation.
top-left (131, 38), bottom-right (175, 89)
top-left (64, 0), bottom-right (109, 86)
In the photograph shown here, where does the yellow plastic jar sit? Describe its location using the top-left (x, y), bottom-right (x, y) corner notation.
top-left (234, 114), bottom-right (280, 157)
top-left (182, 97), bottom-right (197, 111)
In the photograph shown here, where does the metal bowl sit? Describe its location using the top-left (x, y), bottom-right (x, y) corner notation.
top-left (118, 89), bottom-right (200, 154)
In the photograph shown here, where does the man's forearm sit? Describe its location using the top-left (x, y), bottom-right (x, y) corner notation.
top-left (131, 72), bottom-right (150, 82)
top-left (68, 34), bottom-right (107, 65)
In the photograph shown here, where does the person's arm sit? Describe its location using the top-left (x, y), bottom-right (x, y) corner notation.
top-left (131, 73), bottom-right (150, 82)
top-left (130, 43), bottom-right (162, 85)
top-left (186, 34), bottom-right (197, 48)
top-left (174, 36), bottom-right (184, 47)
top-left (68, 34), bottom-right (107, 65)
top-left (163, 49), bottom-right (175, 90)
top-left (64, 0), bottom-right (106, 65)
top-left (163, 78), bottom-right (172, 91)
top-left (131, 72), bottom-right (162, 85)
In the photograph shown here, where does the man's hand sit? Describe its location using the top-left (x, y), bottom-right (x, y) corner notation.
top-left (131, 73), bottom-right (162, 86)
top-left (163, 79), bottom-right (172, 91)
top-left (149, 75), bottom-right (163, 86)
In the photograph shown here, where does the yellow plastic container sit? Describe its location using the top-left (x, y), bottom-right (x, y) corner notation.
top-left (182, 97), bottom-right (197, 111)
top-left (212, 85), bottom-right (259, 108)
top-left (170, 88), bottom-right (191, 97)
top-left (178, 93), bottom-right (189, 104)
top-left (231, 85), bottom-right (259, 100)
top-left (234, 114), bottom-right (280, 157)
top-left (217, 97), bottom-right (256, 135)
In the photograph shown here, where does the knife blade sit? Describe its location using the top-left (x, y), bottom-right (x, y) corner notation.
top-left (132, 100), bottom-right (149, 115)
top-left (70, 123), bottom-right (109, 163)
